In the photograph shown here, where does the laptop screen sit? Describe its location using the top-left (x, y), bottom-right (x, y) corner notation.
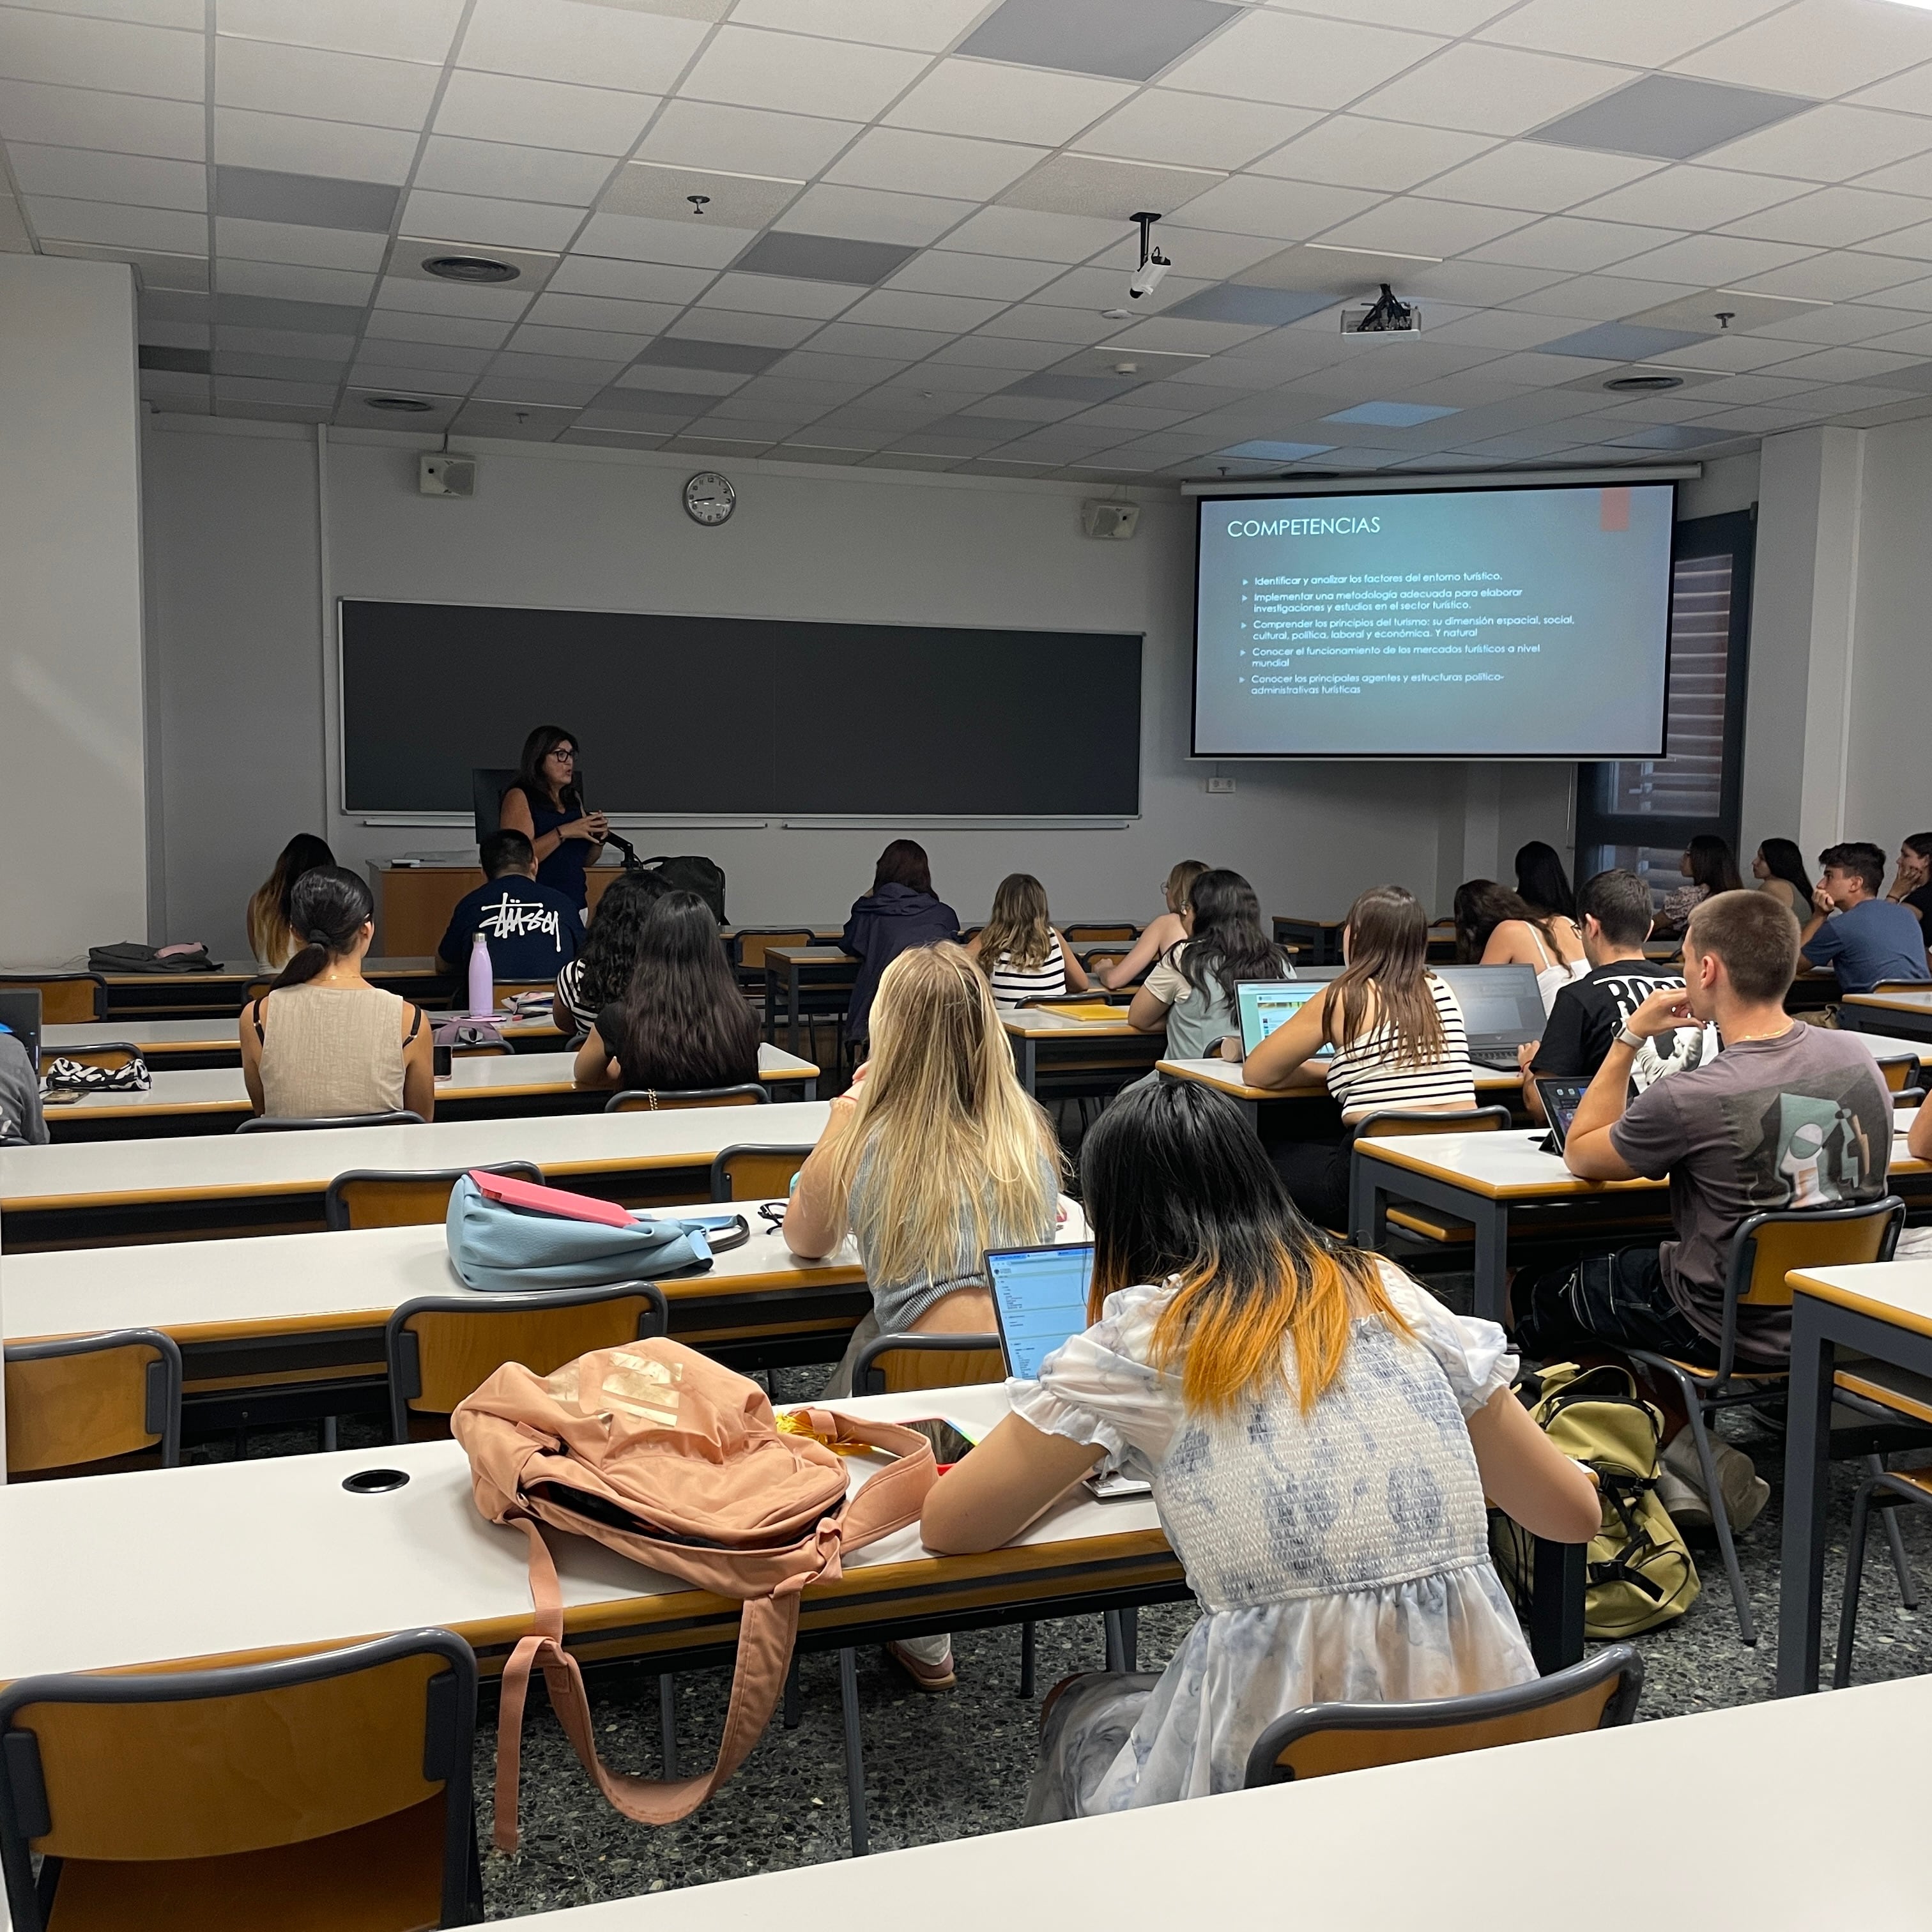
top-left (1432, 965), bottom-right (1545, 1046)
top-left (1236, 979), bottom-right (1333, 1059)
top-left (0, 990), bottom-right (43, 1072)
top-left (985, 1243), bottom-right (1096, 1380)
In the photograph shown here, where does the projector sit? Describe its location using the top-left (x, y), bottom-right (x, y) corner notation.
top-left (1081, 501), bottom-right (1140, 540)
top-left (419, 452), bottom-right (477, 497)
top-left (1340, 283), bottom-right (1421, 336)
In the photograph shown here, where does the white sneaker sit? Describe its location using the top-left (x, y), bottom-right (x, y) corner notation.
top-left (1664, 1428), bottom-right (1770, 1534)
top-left (1655, 1466), bottom-right (1712, 1533)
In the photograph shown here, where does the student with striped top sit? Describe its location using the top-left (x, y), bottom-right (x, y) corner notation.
top-left (1238, 884), bottom-right (1476, 1228)
top-left (966, 873), bottom-right (1089, 1007)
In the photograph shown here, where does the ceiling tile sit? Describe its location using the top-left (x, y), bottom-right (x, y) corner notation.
top-left (506, 321), bottom-right (650, 359)
top-left (977, 300), bottom-right (1121, 342)
top-left (401, 188), bottom-right (587, 250)
top-left (733, 229), bottom-right (921, 283)
top-left (693, 269), bottom-right (859, 315)
top-left (1703, 104), bottom-right (1932, 182)
top-left (1757, 343), bottom-right (1926, 384)
top-left (0, 9), bottom-right (203, 98)
top-left (574, 210), bottom-right (752, 267)
top-left (1000, 153), bottom-right (1223, 222)
top-left (413, 136), bottom-right (618, 205)
top-left (838, 287), bottom-right (1008, 331)
top-left (215, 290), bottom-right (366, 332)
top-left (1852, 217), bottom-right (1932, 261)
top-left (450, 400), bottom-right (574, 440)
top-left (487, 346), bottom-right (631, 382)
top-left (930, 204), bottom-right (1120, 262)
top-left (614, 358), bottom-right (746, 392)
top-left (1673, 0), bottom-right (1932, 98)
top-left (1724, 183), bottom-right (1932, 246)
top-left (1311, 196), bottom-right (1531, 256)
top-left (1163, 10), bottom-right (1443, 109)
top-left (669, 306), bottom-right (821, 346)
top-left (883, 60), bottom-right (1134, 146)
top-left (601, 162), bottom-right (801, 227)
top-left (728, 10), bottom-right (979, 66)
top-left (1478, 0), bottom-right (1784, 66)
top-left (1739, 251), bottom-right (1926, 300)
top-left (1418, 143), bottom-right (1661, 213)
top-left (544, 254), bottom-right (716, 301)
top-left (1614, 232), bottom-right (1819, 284)
top-left (1538, 319), bottom-right (1713, 360)
top-left (341, 385), bottom-right (463, 421)
top-left (520, 291), bottom-right (680, 334)
top-left (1161, 175), bottom-right (1381, 240)
top-left (1163, 283), bottom-right (1333, 325)
top-left (825, 126), bottom-right (1045, 201)
top-left (216, 166), bottom-right (399, 232)
top-left (378, 259), bottom-right (547, 312)
top-left (54, 242), bottom-right (207, 287)
top-left (6, 143), bottom-right (206, 210)
top-left (0, 77), bottom-right (204, 159)
top-left (471, 372), bottom-right (608, 405)
top-left (457, 0), bottom-right (709, 92)
top-left (679, 25), bottom-right (928, 118)
top-left (217, 258), bottom-right (378, 306)
top-left (24, 195), bottom-right (205, 252)
top-left (1250, 115), bottom-right (1492, 191)
top-left (366, 307), bottom-right (514, 347)
top-left (775, 182), bottom-right (974, 244)
top-left (217, 0), bottom-right (464, 61)
top-left (636, 100), bottom-right (863, 180)
top-left (213, 109), bottom-right (420, 184)
top-left (1077, 89), bottom-right (1315, 171)
top-left (432, 70), bottom-right (659, 155)
top-left (1029, 261), bottom-right (1210, 309)
top-left (957, 0), bottom-right (1239, 84)
top-left (1467, 215), bottom-right (1676, 272)
top-left (1508, 271), bottom-right (1702, 318)
top-left (1357, 43), bottom-right (1627, 137)
top-left (215, 216), bottom-right (388, 270)
top-left (214, 38), bottom-right (439, 128)
top-left (884, 250), bottom-right (1060, 299)
top-left (211, 349), bottom-right (351, 385)
top-left (1567, 161), bottom-right (1808, 227)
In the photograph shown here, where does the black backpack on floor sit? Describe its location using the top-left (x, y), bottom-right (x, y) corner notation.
top-left (633, 855), bottom-right (726, 923)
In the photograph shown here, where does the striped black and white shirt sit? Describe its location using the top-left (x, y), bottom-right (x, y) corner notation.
top-left (1326, 975), bottom-right (1477, 1124)
top-left (987, 935), bottom-right (1068, 1008)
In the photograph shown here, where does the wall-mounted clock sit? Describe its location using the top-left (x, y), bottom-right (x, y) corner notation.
top-left (683, 471), bottom-right (735, 526)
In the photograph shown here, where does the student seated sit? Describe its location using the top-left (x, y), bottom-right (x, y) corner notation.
top-left (1515, 889), bottom-right (1894, 1529)
top-left (786, 942), bottom-right (1063, 1689)
top-left (1096, 858), bottom-right (1208, 990)
top-left (241, 868), bottom-right (434, 1121)
top-left (1800, 840), bottom-right (1931, 993)
top-left (553, 871), bottom-right (662, 1038)
top-left (1514, 839), bottom-right (1577, 921)
top-left (921, 1077), bottom-right (1599, 1818)
top-left (1752, 837), bottom-right (1813, 921)
top-left (1522, 868), bottom-right (1715, 1123)
top-left (1241, 885), bottom-right (1476, 1228)
top-left (840, 839), bottom-right (960, 1047)
top-left (1887, 831), bottom-right (1932, 950)
top-left (435, 829), bottom-right (584, 981)
top-left (0, 1018), bottom-right (45, 1146)
top-left (572, 891), bottom-right (759, 1096)
top-left (966, 872), bottom-right (1089, 1006)
top-left (1655, 834), bottom-right (1743, 936)
top-left (1454, 878), bottom-right (1586, 1011)
top-left (245, 832), bottom-right (335, 971)
top-left (1127, 868), bottom-right (1287, 1060)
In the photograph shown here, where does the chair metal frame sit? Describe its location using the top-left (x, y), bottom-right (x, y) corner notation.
top-left (324, 1160), bottom-right (542, 1232)
top-left (1627, 1195), bottom-right (1906, 1644)
top-left (3, 1329), bottom-right (183, 1475)
top-left (1062, 923), bottom-right (1140, 946)
top-left (1836, 1462), bottom-right (1932, 1686)
top-left (1353, 1103), bottom-right (1514, 1140)
top-left (384, 1282), bottom-right (670, 1441)
top-left (1241, 1643), bottom-right (1642, 1788)
top-left (604, 1083), bottom-right (768, 1111)
top-left (708, 1143), bottom-right (815, 1203)
top-left (236, 1110), bottom-right (425, 1133)
top-left (0, 1627), bottom-right (481, 1932)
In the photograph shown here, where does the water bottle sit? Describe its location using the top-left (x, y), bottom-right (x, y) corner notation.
top-left (468, 930), bottom-right (493, 1021)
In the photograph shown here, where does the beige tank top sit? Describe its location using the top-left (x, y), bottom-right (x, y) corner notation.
top-left (256, 983), bottom-right (410, 1119)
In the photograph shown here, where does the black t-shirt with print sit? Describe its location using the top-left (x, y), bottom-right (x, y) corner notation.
top-left (1531, 960), bottom-right (1716, 1091)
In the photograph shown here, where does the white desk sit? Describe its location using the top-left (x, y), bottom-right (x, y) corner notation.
top-left (40, 1044), bottom-right (820, 1140)
top-left (1844, 987), bottom-right (1932, 1042)
top-left (500, 1675), bottom-right (1932, 1932)
top-left (0, 1101), bottom-right (831, 1248)
top-left (1157, 1057), bottom-right (1521, 1115)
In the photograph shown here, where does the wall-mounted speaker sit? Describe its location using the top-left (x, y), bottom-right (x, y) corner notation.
top-left (419, 453), bottom-right (477, 498)
top-left (1081, 500), bottom-right (1139, 540)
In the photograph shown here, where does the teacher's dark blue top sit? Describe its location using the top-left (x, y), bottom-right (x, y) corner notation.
top-left (508, 785), bottom-right (592, 910)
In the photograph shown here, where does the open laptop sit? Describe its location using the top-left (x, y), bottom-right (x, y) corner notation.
top-left (984, 1241), bottom-right (1149, 1499)
top-left (1235, 979), bottom-right (1335, 1060)
top-left (0, 988), bottom-right (42, 1071)
top-left (1430, 965), bottom-right (1545, 1071)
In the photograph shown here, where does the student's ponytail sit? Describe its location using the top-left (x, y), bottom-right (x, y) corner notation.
top-left (271, 868), bottom-right (376, 989)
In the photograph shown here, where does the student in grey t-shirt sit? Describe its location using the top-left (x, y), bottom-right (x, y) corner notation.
top-left (0, 1024), bottom-right (47, 1146)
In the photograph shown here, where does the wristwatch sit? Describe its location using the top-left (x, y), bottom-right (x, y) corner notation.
top-left (1615, 1024), bottom-right (1646, 1052)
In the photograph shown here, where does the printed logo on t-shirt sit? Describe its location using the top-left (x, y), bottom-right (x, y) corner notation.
top-left (479, 892), bottom-right (565, 953)
top-left (1724, 1070), bottom-right (1887, 1211)
top-left (1592, 971), bottom-right (1715, 1093)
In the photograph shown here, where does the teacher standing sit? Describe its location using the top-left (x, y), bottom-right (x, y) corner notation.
top-left (496, 724), bottom-right (608, 915)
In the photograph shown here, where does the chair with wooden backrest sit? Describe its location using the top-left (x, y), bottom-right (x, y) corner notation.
top-left (605, 1084), bottom-right (767, 1111)
top-left (1627, 1195), bottom-right (1906, 1645)
top-left (385, 1283), bottom-right (670, 1441)
top-left (242, 976), bottom-right (275, 1005)
top-left (3, 1330), bottom-right (182, 1480)
top-left (1351, 1105), bottom-right (1514, 1245)
top-left (709, 1143), bottom-right (815, 1202)
top-left (236, 1110), bottom-right (425, 1133)
top-left (1078, 947), bottom-right (1134, 983)
top-left (732, 928), bottom-right (814, 993)
top-left (1062, 922), bottom-right (1138, 945)
top-left (325, 1160), bottom-right (542, 1232)
top-left (1876, 1054), bottom-right (1921, 1093)
top-left (0, 974), bottom-right (107, 1024)
top-left (1240, 1644), bottom-right (1642, 1789)
top-left (851, 1330), bottom-right (1005, 1397)
top-left (449, 1038), bottom-right (514, 1057)
top-left (0, 1628), bottom-right (479, 1932)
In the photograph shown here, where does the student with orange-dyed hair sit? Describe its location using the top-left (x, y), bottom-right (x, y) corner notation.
top-left (922, 1076), bottom-right (1597, 1820)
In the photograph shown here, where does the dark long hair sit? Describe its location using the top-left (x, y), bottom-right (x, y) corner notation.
top-left (1514, 841), bottom-right (1575, 920)
top-left (272, 867), bottom-right (374, 989)
top-left (1685, 834), bottom-right (1744, 896)
top-left (1324, 884), bottom-right (1444, 1067)
top-left (871, 839), bottom-right (933, 896)
top-left (510, 724), bottom-right (583, 817)
top-left (1080, 1077), bottom-right (1398, 1412)
top-left (617, 891), bottom-right (760, 1091)
top-left (247, 832), bottom-right (335, 963)
top-left (1454, 878), bottom-right (1553, 962)
top-left (1174, 868), bottom-right (1289, 998)
top-left (574, 872), bottom-right (666, 1013)
top-left (1757, 837), bottom-right (1813, 903)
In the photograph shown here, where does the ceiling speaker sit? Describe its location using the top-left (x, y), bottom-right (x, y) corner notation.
top-left (1082, 500), bottom-right (1139, 540)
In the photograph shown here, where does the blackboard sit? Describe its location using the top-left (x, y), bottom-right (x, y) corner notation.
top-left (339, 601), bottom-right (1142, 817)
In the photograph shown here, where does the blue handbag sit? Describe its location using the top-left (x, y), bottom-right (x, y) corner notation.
top-left (445, 1171), bottom-right (747, 1293)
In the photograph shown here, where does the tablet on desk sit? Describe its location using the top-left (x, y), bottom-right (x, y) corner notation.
top-left (1535, 1077), bottom-right (1592, 1154)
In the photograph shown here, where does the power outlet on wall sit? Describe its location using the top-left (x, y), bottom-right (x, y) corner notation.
top-left (1206, 774), bottom-right (1236, 795)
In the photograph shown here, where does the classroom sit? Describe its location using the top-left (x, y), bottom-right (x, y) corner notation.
top-left (5, 1), bottom-right (1932, 1925)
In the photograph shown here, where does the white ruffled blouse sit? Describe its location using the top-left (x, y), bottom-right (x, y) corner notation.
top-left (1008, 1263), bottom-right (1537, 1811)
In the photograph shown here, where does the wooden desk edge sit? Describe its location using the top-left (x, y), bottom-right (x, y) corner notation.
top-left (1354, 1137), bottom-right (1650, 1200)
top-left (1788, 1270), bottom-right (1932, 1341)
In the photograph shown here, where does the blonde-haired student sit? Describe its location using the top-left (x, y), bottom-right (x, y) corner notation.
top-left (1096, 859), bottom-right (1209, 990)
top-left (923, 1077), bottom-right (1599, 1817)
top-left (966, 873), bottom-right (1089, 1006)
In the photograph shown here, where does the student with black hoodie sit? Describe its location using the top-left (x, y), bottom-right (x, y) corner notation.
top-left (841, 839), bottom-right (960, 1045)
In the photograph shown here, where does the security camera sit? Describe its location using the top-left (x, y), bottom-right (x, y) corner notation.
top-left (1127, 210), bottom-right (1171, 302)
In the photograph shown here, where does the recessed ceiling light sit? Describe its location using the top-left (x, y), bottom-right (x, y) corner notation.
top-left (421, 254), bottom-right (519, 284)
top-left (1604, 373), bottom-right (1685, 392)
top-left (366, 395), bottom-right (435, 413)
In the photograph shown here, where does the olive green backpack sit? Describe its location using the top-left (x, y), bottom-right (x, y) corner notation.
top-left (1492, 1362), bottom-right (1700, 1639)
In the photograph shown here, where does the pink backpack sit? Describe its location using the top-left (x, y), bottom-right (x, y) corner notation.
top-left (452, 1340), bottom-right (937, 1850)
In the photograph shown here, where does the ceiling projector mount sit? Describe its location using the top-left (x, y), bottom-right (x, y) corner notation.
top-left (1128, 211), bottom-right (1171, 301)
top-left (1342, 283), bottom-right (1420, 336)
